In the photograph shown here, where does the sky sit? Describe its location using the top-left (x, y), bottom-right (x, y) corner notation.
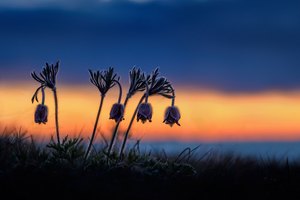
top-left (1, 0), bottom-right (300, 143)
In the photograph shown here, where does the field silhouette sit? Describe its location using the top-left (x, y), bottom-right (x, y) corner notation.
top-left (1, 129), bottom-right (300, 200)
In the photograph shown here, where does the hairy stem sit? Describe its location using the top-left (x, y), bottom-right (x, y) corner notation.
top-left (119, 94), bottom-right (145, 157)
top-left (107, 96), bottom-right (129, 156)
top-left (53, 88), bottom-right (60, 145)
top-left (85, 95), bottom-right (105, 160)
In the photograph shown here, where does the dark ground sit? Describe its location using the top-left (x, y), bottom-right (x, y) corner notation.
top-left (1, 132), bottom-right (300, 199)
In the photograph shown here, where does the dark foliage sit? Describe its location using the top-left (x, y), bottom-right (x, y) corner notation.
top-left (1, 130), bottom-right (300, 200)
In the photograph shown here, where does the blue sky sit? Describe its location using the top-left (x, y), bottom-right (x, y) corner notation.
top-left (0, 0), bottom-right (300, 92)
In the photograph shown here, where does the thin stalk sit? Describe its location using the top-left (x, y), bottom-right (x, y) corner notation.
top-left (115, 80), bottom-right (122, 104)
top-left (41, 87), bottom-right (45, 105)
top-left (119, 94), bottom-right (145, 157)
top-left (144, 81), bottom-right (149, 103)
top-left (107, 96), bottom-right (129, 156)
top-left (171, 89), bottom-right (175, 106)
top-left (85, 95), bottom-right (105, 160)
top-left (53, 88), bottom-right (60, 145)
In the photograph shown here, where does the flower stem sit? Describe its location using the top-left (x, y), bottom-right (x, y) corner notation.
top-left (119, 94), bottom-right (145, 157)
top-left (53, 88), bottom-right (60, 145)
top-left (41, 87), bottom-right (45, 105)
top-left (114, 80), bottom-right (122, 104)
top-left (144, 81), bottom-right (149, 103)
top-left (171, 89), bottom-right (175, 106)
top-left (85, 95), bottom-right (105, 160)
top-left (107, 96), bottom-right (129, 156)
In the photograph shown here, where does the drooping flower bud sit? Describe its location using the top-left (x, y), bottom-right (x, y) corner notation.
top-left (163, 106), bottom-right (181, 127)
top-left (109, 103), bottom-right (125, 122)
top-left (34, 104), bottom-right (48, 124)
top-left (137, 103), bottom-right (153, 123)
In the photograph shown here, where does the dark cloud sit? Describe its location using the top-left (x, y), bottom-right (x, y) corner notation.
top-left (0, 0), bottom-right (300, 92)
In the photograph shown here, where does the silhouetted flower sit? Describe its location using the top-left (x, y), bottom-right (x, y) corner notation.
top-left (127, 67), bottom-right (148, 99)
top-left (137, 103), bottom-right (152, 123)
top-left (163, 106), bottom-right (181, 126)
top-left (85, 67), bottom-right (120, 160)
top-left (109, 103), bottom-right (125, 122)
top-left (147, 68), bottom-right (174, 99)
top-left (88, 67), bottom-right (119, 96)
top-left (34, 104), bottom-right (48, 124)
top-left (31, 61), bottom-right (61, 144)
top-left (31, 62), bottom-right (59, 93)
top-left (119, 68), bottom-right (176, 157)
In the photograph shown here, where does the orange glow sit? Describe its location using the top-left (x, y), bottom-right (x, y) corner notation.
top-left (1, 83), bottom-right (300, 142)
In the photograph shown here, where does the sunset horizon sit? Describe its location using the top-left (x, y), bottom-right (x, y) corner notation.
top-left (2, 81), bottom-right (300, 142)
top-left (1, 0), bottom-right (300, 198)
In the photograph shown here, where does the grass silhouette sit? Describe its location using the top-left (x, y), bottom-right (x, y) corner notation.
top-left (1, 128), bottom-right (300, 199)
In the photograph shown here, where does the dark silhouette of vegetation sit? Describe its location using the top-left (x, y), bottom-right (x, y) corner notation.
top-left (1, 129), bottom-right (300, 199)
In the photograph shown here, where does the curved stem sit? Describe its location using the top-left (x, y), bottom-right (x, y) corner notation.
top-left (41, 87), bottom-right (45, 105)
top-left (53, 88), bottom-right (60, 145)
top-left (119, 94), bottom-right (145, 157)
top-left (114, 80), bottom-right (122, 104)
top-left (85, 95), bottom-right (105, 160)
top-left (107, 96), bottom-right (129, 156)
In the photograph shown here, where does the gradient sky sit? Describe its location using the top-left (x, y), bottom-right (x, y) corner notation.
top-left (0, 0), bottom-right (300, 91)
top-left (1, 0), bottom-right (300, 142)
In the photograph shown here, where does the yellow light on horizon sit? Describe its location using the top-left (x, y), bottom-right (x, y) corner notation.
top-left (1, 84), bottom-right (300, 142)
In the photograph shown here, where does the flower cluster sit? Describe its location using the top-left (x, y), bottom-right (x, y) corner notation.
top-left (31, 63), bottom-right (181, 159)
